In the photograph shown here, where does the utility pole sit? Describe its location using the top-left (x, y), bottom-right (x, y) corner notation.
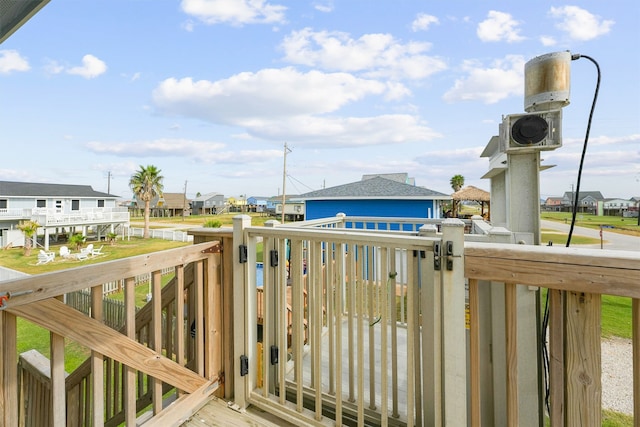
top-left (281, 142), bottom-right (291, 223)
top-left (182, 180), bottom-right (188, 222)
top-left (107, 171), bottom-right (111, 194)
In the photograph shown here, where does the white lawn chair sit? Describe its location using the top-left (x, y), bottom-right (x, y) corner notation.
top-left (36, 249), bottom-right (55, 265)
top-left (77, 244), bottom-right (92, 260)
top-left (91, 245), bottom-right (104, 256)
top-left (59, 246), bottom-right (72, 258)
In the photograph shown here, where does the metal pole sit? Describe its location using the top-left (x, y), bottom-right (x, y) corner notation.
top-left (281, 142), bottom-right (291, 223)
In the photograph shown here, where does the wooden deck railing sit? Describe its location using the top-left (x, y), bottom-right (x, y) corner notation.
top-left (1, 215), bottom-right (638, 426)
top-left (0, 240), bottom-right (231, 426)
top-left (229, 215), bottom-right (639, 427)
top-left (464, 243), bottom-right (640, 426)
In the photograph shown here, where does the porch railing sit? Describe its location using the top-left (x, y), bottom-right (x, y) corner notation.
top-left (1, 214), bottom-right (638, 426)
top-left (230, 215), bottom-right (639, 427)
top-left (0, 240), bottom-right (230, 426)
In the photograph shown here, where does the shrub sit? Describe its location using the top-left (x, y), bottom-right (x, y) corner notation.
top-left (107, 232), bottom-right (118, 245)
top-left (203, 219), bottom-right (222, 228)
top-left (68, 233), bottom-right (86, 250)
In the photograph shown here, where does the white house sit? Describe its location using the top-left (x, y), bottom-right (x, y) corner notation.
top-left (0, 180), bottom-right (129, 249)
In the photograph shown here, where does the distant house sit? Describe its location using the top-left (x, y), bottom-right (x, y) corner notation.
top-left (603, 198), bottom-right (635, 216)
top-left (543, 197), bottom-right (564, 212)
top-left (227, 196), bottom-right (248, 212)
top-left (131, 192), bottom-right (190, 217)
top-left (0, 180), bottom-right (128, 249)
top-left (272, 195), bottom-right (305, 221)
top-left (247, 196), bottom-right (269, 213)
top-left (561, 191), bottom-right (604, 214)
top-left (190, 192), bottom-right (225, 215)
top-left (296, 173), bottom-right (450, 227)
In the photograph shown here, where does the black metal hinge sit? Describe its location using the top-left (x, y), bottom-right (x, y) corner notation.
top-left (240, 355), bottom-right (249, 376)
top-left (446, 241), bottom-right (454, 271)
top-left (270, 250), bottom-right (279, 267)
top-left (239, 245), bottom-right (247, 263)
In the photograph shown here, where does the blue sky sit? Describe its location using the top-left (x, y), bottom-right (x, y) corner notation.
top-left (1, 1), bottom-right (638, 201)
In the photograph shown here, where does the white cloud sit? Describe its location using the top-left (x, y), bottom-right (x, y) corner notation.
top-left (243, 114), bottom-right (442, 146)
top-left (549, 6), bottom-right (614, 41)
top-left (540, 35), bottom-right (556, 46)
top-left (562, 133), bottom-right (640, 147)
top-left (67, 54), bottom-right (107, 79)
top-left (87, 138), bottom-right (282, 165)
top-left (313, 2), bottom-right (333, 13)
top-left (0, 50), bottom-right (30, 74)
top-left (442, 55), bottom-right (525, 104)
top-left (153, 67), bottom-right (389, 122)
top-left (180, 0), bottom-right (286, 26)
top-left (44, 59), bottom-right (64, 75)
top-left (411, 13), bottom-right (439, 32)
top-left (151, 67), bottom-right (440, 147)
top-left (281, 28), bottom-right (447, 80)
top-left (477, 11), bottom-right (525, 43)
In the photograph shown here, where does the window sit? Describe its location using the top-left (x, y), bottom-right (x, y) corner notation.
top-left (71, 200), bottom-right (80, 211)
top-left (0, 199), bottom-right (7, 209)
top-left (56, 200), bottom-right (62, 209)
top-left (97, 199), bottom-right (105, 207)
top-left (37, 199), bottom-right (46, 208)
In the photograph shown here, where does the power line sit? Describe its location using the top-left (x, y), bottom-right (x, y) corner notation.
top-left (286, 174), bottom-right (316, 192)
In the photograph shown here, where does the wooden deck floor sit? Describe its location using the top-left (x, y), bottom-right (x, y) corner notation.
top-left (181, 397), bottom-right (297, 427)
top-left (289, 318), bottom-right (410, 418)
top-left (184, 320), bottom-right (410, 426)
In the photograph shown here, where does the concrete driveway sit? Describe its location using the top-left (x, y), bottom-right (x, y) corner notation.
top-left (541, 219), bottom-right (640, 252)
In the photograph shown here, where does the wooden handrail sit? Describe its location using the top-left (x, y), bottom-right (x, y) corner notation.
top-left (0, 242), bottom-right (217, 310)
top-left (465, 242), bottom-right (640, 296)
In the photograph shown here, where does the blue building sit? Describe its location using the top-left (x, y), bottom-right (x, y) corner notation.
top-left (297, 174), bottom-right (450, 227)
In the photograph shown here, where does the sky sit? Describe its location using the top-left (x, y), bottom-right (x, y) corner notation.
top-left (1, 0), bottom-right (638, 201)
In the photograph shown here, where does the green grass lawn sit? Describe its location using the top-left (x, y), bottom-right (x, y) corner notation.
top-left (17, 318), bottom-right (90, 373)
top-left (2, 237), bottom-right (190, 274)
top-left (3, 237), bottom-right (191, 373)
top-left (542, 211), bottom-right (640, 237)
top-left (541, 229), bottom-right (602, 246)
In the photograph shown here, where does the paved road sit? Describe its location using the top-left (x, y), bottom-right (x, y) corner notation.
top-left (541, 219), bottom-right (640, 252)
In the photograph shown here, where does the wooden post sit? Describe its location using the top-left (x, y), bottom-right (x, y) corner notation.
top-left (51, 296), bottom-right (66, 427)
top-left (419, 224), bottom-right (441, 426)
top-left (548, 289), bottom-right (564, 426)
top-left (0, 311), bottom-right (18, 426)
top-left (468, 278), bottom-right (481, 427)
top-left (151, 270), bottom-right (163, 414)
top-left (633, 298), bottom-right (640, 425)
top-left (565, 291), bottom-right (601, 426)
top-left (232, 215), bottom-right (252, 408)
top-left (504, 282), bottom-right (518, 426)
top-left (91, 286), bottom-right (104, 426)
top-left (222, 235), bottom-right (235, 400)
top-left (440, 218), bottom-right (467, 426)
top-left (124, 277), bottom-right (137, 425)
top-left (205, 250), bottom-right (222, 382)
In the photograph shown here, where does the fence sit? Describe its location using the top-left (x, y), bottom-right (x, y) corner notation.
top-left (66, 290), bottom-right (140, 330)
top-left (121, 226), bottom-right (193, 242)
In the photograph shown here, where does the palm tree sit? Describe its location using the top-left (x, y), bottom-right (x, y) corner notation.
top-left (68, 233), bottom-right (86, 251)
top-left (129, 165), bottom-right (164, 239)
top-left (17, 220), bottom-right (39, 256)
top-left (450, 174), bottom-right (465, 192)
top-left (449, 175), bottom-right (465, 218)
